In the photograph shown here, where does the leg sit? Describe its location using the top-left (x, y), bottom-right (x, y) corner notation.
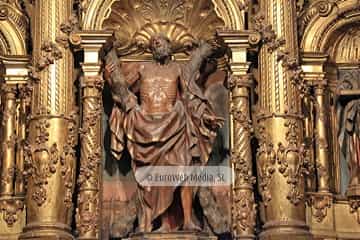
top-left (181, 186), bottom-right (201, 231)
top-left (138, 204), bottom-right (152, 233)
top-left (138, 194), bottom-right (153, 233)
top-left (155, 211), bottom-right (172, 232)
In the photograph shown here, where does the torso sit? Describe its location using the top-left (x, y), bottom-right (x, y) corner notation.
top-left (139, 62), bottom-right (181, 114)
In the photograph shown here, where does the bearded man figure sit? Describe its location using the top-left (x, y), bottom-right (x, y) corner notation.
top-left (103, 34), bottom-right (224, 233)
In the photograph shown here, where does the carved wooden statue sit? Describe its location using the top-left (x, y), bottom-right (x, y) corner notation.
top-left (103, 34), bottom-right (224, 233)
top-left (339, 99), bottom-right (360, 197)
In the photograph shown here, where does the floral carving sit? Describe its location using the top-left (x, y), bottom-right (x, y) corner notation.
top-left (307, 193), bottom-right (332, 223)
top-left (56, 14), bottom-right (80, 49)
top-left (76, 192), bottom-right (99, 235)
top-left (232, 191), bottom-right (256, 234)
top-left (0, 200), bottom-right (24, 227)
top-left (277, 50), bottom-right (309, 98)
top-left (232, 149), bottom-right (256, 186)
top-left (349, 199), bottom-right (360, 224)
top-left (60, 110), bottom-right (79, 208)
top-left (24, 119), bottom-right (57, 206)
top-left (0, 166), bottom-right (16, 189)
top-left (24, 113), bottom-right (78, 208)
top-left (253, 14), bottom-right (285, 53)
top-left (256, 123), bottom-right (276, 206)
top-left (76, 76), bottom-right (104, 237)
top-left (256, 119), bottom-right (311, 206)
top-left (37, 41), bottom-right (63, 71)
top-left (60, 14), bottom-right (79, 35)
top-left (280, 120), bottom-right (311, 205)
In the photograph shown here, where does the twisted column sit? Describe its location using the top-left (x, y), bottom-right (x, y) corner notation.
top-left (75, 31), bottom-right (111, 240)
top-left (218, 30), bottom-right (257, 240)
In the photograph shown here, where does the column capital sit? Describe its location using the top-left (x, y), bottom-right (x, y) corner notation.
top-left (217, 30), bottom-right (254, 77)
top-left (75, 31), bottom-right (113, 49)
top-left (301, 52), bottom-right (328, 83)
top-left (217, 29), bottom-right (261, 49)
top-left (0, 55), bottom-right (30, 84)
top-left (75, 31), bottom-right (113, 76)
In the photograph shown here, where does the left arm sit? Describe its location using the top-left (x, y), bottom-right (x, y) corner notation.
top-left (182, 41), bottom-right (213, 82)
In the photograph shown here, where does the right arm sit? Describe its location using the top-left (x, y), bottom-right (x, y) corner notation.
top-left (104, 49), bottom-right (138, 111)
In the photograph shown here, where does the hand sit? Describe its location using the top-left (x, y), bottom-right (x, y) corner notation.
top-left (203, 113), bottom-right (224, 130)
top-left (198, 40), bottom-right (213, 57)
top-left (104, 63), bottom-right (116, 85)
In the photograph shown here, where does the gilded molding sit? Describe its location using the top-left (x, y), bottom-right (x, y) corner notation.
top-left (298, 1), bottom-right (335, 34)
top-left (81, 0), bottom-right (245, 31)
top-left (0, 0), bottom-right (27, 55)
top-left (101, 0), bottom-right (225, 56)
top-left (301, 0), bottom-right (360, 52)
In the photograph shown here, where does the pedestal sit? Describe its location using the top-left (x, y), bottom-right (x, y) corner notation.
top-left (129, 231), bottom-right (217, 240)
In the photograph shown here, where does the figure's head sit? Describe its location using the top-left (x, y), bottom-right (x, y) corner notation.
top-left (150, 34), bottom-right (172, 62)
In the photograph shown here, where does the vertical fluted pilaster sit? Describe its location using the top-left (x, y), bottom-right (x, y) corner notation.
top-left (19, 1), bottom-right (78, 239)
top-left (255, 1), bottom-right (312, 239)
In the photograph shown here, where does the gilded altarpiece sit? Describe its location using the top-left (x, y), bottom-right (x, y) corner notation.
top-left (0, 0), bottom-right (359, 240)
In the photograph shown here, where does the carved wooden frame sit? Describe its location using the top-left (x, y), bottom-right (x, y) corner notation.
top-left (75, 0), bottom-right (255, 239)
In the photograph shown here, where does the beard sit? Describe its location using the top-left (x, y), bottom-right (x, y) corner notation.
top-left (152, 45), bottom-right (171, 61)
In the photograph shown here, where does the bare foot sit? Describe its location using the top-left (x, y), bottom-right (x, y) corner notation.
top-left (182, 221), bottom-right (202, 232)
top-left (154, 222), bottom-right (172, 233)
top-left (137, 222), bottom-right (152, 233)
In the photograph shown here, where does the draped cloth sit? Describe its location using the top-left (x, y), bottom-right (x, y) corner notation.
top-left (108, 63), bottom-right (223, 222)
top-left (339, 99), bottom-right (360, 189)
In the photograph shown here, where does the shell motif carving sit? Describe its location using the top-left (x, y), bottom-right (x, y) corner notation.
top-left (102, 0), bottom-right (225, 55)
